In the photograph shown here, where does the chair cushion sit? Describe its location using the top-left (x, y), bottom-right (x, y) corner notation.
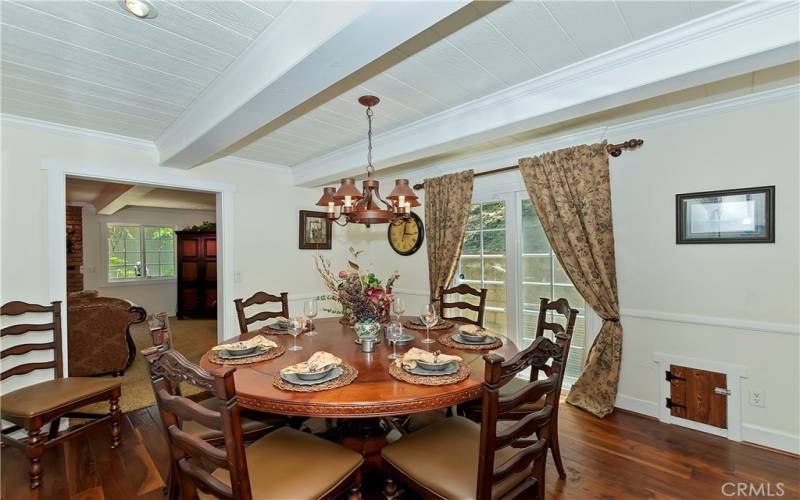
top-left (0, 377), bottom-right (120, 418)
top-left (206, 427), bottom-right (363, 500)
top-left (381, 416), bottom-right (531, 500)
top-left (182, 398), bottom-right (285, 439)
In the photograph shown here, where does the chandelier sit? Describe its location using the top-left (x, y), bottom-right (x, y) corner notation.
top-left (316, 96), bottom-right (419, 227)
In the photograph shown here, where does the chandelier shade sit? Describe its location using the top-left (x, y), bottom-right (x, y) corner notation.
top-left (387, 179), bottom-right (420, 208)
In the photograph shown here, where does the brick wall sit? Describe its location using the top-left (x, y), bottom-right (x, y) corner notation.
top-left (66, 205), bottom-right (83, 293)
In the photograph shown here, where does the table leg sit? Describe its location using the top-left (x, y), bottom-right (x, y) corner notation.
top-left (338, 418), bottom-right (388, 474)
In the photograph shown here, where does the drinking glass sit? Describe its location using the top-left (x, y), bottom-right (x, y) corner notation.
top-left (386, 322), bottom-right (403, 360)
top-left (303, 299), bottom-right (318, 337)
top-left (288, 317), bottom-right (304, 352)
top-left (391, 296), bottom-right (405, 322)
top-left (419, 304), bottom-right (438, 345)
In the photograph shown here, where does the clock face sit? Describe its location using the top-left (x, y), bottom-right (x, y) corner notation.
top-left (388, 212), bottom-right (424, 256)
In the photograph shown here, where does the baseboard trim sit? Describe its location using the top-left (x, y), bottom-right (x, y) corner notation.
top-left (614, 394), bottom-right (659, 418)
top-left (741, 424), bottom-right (800, 456)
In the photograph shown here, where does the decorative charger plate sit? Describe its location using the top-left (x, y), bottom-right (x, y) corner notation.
top-left (404, 320), bottom-right (453, 331)
top-left (280, 367), bottom-right (343, 386)
top-left (389, 361), bottom-right (470, 386)
top-left (438, 332), bottom-right (503, 351)
top-left (208, 343), bottom-right (286, 365)
top-left (273, 362), bottom-right (358, 392)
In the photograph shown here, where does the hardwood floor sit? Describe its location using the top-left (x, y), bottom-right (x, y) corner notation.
top-left (2, 404), bottom-right (798, 499)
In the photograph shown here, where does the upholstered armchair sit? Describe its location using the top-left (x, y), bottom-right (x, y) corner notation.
top-left (67, 291), bottom-right (146, 376)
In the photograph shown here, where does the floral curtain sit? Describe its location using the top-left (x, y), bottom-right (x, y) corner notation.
top-left (424, 170), bottom-right (474, 302)
top-left (518, 142), bottom-right (622, 418)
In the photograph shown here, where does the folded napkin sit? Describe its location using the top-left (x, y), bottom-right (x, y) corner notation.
top-left (459, 324), bottom-right (498, 338)
top-left (281, 351), bottom-right (342, 375)
top-left (211, 335), bottom-right (277, 352)
top-left (274, 316), bottom-right (289, 324)
top-left (395, 347), bottom-right (462, 370)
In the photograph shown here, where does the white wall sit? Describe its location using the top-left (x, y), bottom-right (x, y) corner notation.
top-left (81, 204), bottom-right (215, 315)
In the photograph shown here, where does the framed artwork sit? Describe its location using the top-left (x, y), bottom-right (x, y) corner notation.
top-left (298, 210), bottom-right (332, 250)
top-left (676, 186), bottom-right (774, 244)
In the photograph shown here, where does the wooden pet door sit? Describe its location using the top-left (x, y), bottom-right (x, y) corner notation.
top-left (666, 364), bottom-right (728, 430)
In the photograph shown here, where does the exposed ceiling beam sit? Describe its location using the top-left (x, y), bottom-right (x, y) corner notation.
top-left (156, 0), bottom-right (478, 169)
top-left (93, 185), bottom-right (155, 215)
top-left (292, 1), bottom-right (800, 187)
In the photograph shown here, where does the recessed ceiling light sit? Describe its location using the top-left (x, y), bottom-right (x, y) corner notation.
top-left (120, 0), bottom-right (157, 19)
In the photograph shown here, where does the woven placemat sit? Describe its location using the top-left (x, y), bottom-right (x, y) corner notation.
top-left (257, 324), bottom-right (288, 335)
top-left (273, 363), bottom-right (358, 392)
top-left (207, 344), bottom-right (286, 365)
top-left (389, 362), bottom-right (470, 386)
top-left (438, 332), bottom-right (502, 351)
top-left (403, 320), bottom-right (453, 331)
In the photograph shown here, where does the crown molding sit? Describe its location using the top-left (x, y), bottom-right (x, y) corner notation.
top-left (1, 113), bottom-right (156, 151)
top-left (410, 84), bottom-right (799, 180)
top-left (292, 1), bottom-right (799, 186)
top-left (1, 113), bottom-right (293, 174)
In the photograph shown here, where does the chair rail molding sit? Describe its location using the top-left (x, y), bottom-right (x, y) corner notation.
top-left (42, 159), bottom-right (237, 357)
top-left (621, 308), bottom-right (799, 336)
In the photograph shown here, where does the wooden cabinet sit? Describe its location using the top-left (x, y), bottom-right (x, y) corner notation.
top-left (176, 231), bottom-right (217, 319)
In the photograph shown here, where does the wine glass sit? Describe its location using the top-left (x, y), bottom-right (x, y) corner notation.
top-left (303, 299), bottom-right (318, 337)
top-left (386, 322), bottom-right (403, 360)
top-left (287, 317), bottom-right (304, 352)
top-left (419, 304), bottom-right (438, 345)
top-left (391, 296), bottom-right (405, 322)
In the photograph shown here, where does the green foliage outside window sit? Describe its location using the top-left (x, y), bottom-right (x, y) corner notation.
top-left (108, 225), bottom-right (175, 281)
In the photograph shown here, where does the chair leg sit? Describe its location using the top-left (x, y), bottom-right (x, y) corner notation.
top-left (550, 419), bottom-right (566, 479)
top-left (347, 471), bottom-right (362, 500)
top-left (26, 427), bottom-right (45, 489)
top-left (109, 396), bottom-right (122, 448)
top-left (383, 475), bottom-right (399, 500)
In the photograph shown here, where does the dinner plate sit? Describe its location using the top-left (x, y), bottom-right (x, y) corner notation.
top-left (280, 367), bottom-right (343, 386)
top-left (217, 346), bottom-right (270, 360)
top-left (404, 362), bottom-right (459, 377)
top-left (388, 334), bottom-right (414, 345)
top-left (267, 322), bottom-right (289, 331)
top-left (452, 333), bottom-right (497, 345)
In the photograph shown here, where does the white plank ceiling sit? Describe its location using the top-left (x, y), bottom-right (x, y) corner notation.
top-left (2, 0), bottom-right (743, 163)
top-left (1, 0), bottom-right (288, 139)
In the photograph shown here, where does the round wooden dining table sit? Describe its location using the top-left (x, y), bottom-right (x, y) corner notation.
top-left (199, 317), bottom-right (519, 419)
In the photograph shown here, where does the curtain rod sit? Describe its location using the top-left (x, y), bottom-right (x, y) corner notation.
top-left (412, 138), bottom-right (643, 190)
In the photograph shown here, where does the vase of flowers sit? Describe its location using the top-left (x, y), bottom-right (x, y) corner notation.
top-left (315, 249), bottom-right (398, 333)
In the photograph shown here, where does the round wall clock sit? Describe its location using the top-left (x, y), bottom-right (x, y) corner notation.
top-left (388, 212), bottom-right (425, 256)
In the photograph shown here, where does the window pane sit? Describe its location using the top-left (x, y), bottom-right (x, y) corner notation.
top-left (483, 256), bottom-right (506, 282)
top-left (145, 239), bottom-right (160, 251)
top-left (484, 283), bottom-right (506, 309)
top-left (124, 252), bottom-right (140, 266)
top-left (484, 310), bottom-right (506, 336)
top-left (160, 239), bottom-right (174, 251)
top-left (522, 254), bottom-right (550, 283)
top-left (462, 231), bottom-right (481, 255)
top-left (553, 285), bottom-right (585, 311)
top-left (554, 258), bottom-right (572, 284)
top-left (522, 283), bottom-right (551, 306)
top-left (459, 257), bottom-right (481, 281)
top-left (482, 230), bottom-right (505, 254)
top-left (521, 200), bottom-right (550, 253)
top-left (481, 202), bottom-right (505, 229)
top-left (161, 264), bottom-right (175, 278)
top-left (124, 227), bottom-right (140, 240)
top-left (145, 251), bottom-right (160, 267)
top-left (160, 252), bottom-right (172, 265)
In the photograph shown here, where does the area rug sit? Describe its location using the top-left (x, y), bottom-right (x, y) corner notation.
top-left (82, 318), bottom-right (217, 413)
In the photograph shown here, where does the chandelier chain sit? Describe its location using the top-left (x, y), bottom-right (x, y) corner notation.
top-left (366, 106), bottom-right (374, 176)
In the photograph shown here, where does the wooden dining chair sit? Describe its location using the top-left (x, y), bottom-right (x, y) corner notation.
top-left (145, 313), bottom-right (285, 445)
top-left (233, 291), bottom-right (289, 334)
top-left (0, 301), bottom-right (122, 489)
top-left (463, 297), bottom-right (577, 479)
top-left (381, 331), bottom-right (571, 499)
top-left (142, 346), bottom-right (363, 499)
top-left (435, 284), bottom-right (488, 327)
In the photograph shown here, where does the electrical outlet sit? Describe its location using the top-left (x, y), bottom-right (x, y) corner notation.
top-left (749, 389), bottom-right (765, 408)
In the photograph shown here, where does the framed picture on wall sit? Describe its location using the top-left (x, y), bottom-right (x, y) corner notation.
top-left (298, 210), bottom-right (332, 250)
top-left (676, 186), bottom-right (775, 244)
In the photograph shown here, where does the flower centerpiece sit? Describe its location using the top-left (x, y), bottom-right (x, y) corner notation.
top-left (315, 248), bottom-right (398, 338)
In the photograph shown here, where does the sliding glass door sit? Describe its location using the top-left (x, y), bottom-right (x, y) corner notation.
top-left (457, 187), bottom-right (594, 386)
